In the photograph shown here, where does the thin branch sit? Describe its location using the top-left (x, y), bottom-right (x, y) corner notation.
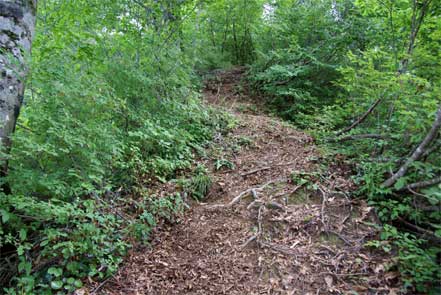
top-left (422, 139), bottom-right (441, 159)
top-left (91, 275), bottom-right (115, 295)
top-left (399, 0), bottom-right (432, 73)
top-left (335, 98), bottom-right (382, 136)
top-left (400, 176), bottom-right (441, 191)
top-left (396, 217), bottom-right (441, 244)
top-left (383, 107), bottom-right (441, 188)
top-left (16, 123), bottom-right (35, 133)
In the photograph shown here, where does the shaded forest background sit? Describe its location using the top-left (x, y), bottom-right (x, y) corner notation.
top-left (0, 0), bottom-right (440, 293)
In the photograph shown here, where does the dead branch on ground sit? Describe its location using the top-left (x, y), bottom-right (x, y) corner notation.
top-left (399, 176), bottom-right (441, 191)
top-left (396, 217), bottom-right (441, 244)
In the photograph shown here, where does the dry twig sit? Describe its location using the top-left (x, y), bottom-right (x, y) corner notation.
top-left (335, 98), bottom-right (382, 136)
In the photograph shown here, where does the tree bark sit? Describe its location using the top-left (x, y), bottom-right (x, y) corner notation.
top-left (399, 176), bottom-right (441, 191)
top-left (0, 0), bottom-right (37, 187)
top-left (383, 107), bottom-right (441, 188)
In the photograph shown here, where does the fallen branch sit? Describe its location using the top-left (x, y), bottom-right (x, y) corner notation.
top-left (336, 98), bottom-right (382, 136)
top-left (247, 199), bottom-right (264, 210)
top-left (383, 107), bottom-right (441, 188)
top-left (397, 217), bottom-right (441, 244)
top-left (240, 235), bottom-right (257, 249)
top-left (404, 187), bottom-right (427, 198)
top-left (401, 176), bottom-right (441, 191)
top-left (242, 204), bottom-right (265, 250)
top-left (247, 200), bottom-right (285, 211)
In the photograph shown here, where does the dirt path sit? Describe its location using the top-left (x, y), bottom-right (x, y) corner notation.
top-left (97, 69), bottom-right (399, 295)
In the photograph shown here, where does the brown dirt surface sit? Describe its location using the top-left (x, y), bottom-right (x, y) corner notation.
top-left (91, 68), bottom-right (401, 295)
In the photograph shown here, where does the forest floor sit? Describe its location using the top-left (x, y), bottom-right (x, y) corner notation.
top-left (93, 68), bottom-right (400, 295)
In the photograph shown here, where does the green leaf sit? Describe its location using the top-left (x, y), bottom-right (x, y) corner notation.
top-left (394, 178), bottom-right (407, 190)
top-left (17, 245), bottom-right (25, 256)
top-left (18, 260), bottom-right (32, 274)
top-left (19, 228), bottom-right (27, 241)
top-left (48, 267), bottom-right (63, 277)
top-left (74, 279), bottom-right (83, 288)
top-left (66, 277), bottom-right (75, 284)
top-left (0, 209), bottom-right (10, 223)
top-left (50, 280), bottom-right (63, 290)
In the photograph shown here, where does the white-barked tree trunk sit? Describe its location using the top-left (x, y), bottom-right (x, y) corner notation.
top-left (0, 0), bottom-right (37, 183)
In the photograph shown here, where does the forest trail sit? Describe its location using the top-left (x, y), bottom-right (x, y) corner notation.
top-left (97, 69), bottom-right (399, 295)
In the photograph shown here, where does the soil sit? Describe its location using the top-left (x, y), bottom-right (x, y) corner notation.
top-left (91, 68), bottom-right (401, 295)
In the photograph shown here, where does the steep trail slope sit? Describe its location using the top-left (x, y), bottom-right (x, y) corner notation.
top-left (97, 69), bottom-right (400, 295)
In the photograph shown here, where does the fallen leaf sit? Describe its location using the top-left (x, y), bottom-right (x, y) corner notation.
top-left (325, 275), bottom-right (333, 289)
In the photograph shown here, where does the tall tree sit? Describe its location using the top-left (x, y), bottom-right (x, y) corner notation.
top-left (0, 0), bottom-right (37, 186)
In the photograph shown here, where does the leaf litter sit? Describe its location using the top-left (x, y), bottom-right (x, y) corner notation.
top-left (89, 68), bottom-right (401, 295)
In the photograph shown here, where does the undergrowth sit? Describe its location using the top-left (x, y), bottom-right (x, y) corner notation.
top-left (245, 0), bottom-right (440, 292)
top-left (0, 1), bottom-right (231, 293)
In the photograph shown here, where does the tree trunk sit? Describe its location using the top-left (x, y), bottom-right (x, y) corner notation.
top-left (399, 0), bottom-right (431, 73)
top-left (0, 0), bottom-right (37, 187)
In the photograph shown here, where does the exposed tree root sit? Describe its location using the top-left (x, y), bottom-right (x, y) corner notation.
top-left (94, 68), bottom-right (403, 295)
top-left (208, 178), bottom-right (285, 209)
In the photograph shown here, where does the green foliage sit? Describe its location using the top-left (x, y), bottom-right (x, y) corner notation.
top-left (249, 0), bottom-right (367, 127)
top-left (1, 195), bottom-right (128, 294)
top-left (214, 158), bottom-right (235, 171)
top-left (180, 165), bottom-right (213, 201)
top-left (1, 0), bottom-right (440, 292)
top-left (0, 0), bottom-right (229, 293)
top-left (291, 170), bottom-right (319, 187)
top-left (185, 0), bottom-right (265, 68)
top-left (244, 0), bottom-right (441, 291)
top-left (367, 225), bottom-right (441, 292)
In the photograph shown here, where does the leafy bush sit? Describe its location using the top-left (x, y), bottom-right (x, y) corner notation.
top-left (179, 165), bottom-right (213, 201)
top-left (246, 0), bottom-right (441, 291)
top-left (367, 225), bottom-right (441, 292)
top-left (0, 1), bottom-right (230, 293)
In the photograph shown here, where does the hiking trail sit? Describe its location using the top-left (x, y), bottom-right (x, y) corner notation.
top-left (95, 69), bottom-right (399, 295)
